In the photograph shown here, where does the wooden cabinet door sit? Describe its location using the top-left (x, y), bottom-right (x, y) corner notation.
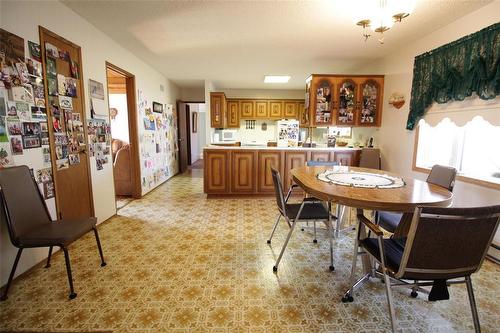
top-left (258, 151), bottom-right (283, 192)
top-left (255, 101), bottom-right (269, 118)
top-left (310, 151), bottom-right (330, 163)
top-left (333, 151), bottom-right (360, 166)
top-left (226, 100), bottom-right (239, 128)
top-left (269, 101), bottom-right (283, 119)
top-left (210, 92), bottom-right (225, 128)
top-left (337, 79), bottom-right (357, 126)
top-left (298, 102), bottom-right (309, 127)
top-left (240, 100), bottom-right (255, 119)
top-left (204, 150), bottom-right (230, 193)
top-left (284, 101), bottom-right (298, 118)
top-left (284, 151), bottom-right (309, 191)
top-left (231, 151), bottom-right (256, 193)
top-left (358, 77), bottom-right (383, 127)
top-left (311, 77), bottom-right (335, 126)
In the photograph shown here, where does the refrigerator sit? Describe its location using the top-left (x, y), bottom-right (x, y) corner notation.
top-left (277, 120), bottom-right (299, 147)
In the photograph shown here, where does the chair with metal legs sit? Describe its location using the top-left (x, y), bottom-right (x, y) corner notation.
top-left (342, 205), bottom-right (500, 333)
top-left (0, 165), bottom-right (107, 300)
top-left (267, 167), bottom-right (336, 272)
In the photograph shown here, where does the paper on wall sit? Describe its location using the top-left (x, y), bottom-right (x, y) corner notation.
top-left (91, 97), bottom-right (107, 118)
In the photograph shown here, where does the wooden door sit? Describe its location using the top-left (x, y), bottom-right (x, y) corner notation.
top-left (210, 92), bottom-right (225, 128)
top-left (240, 100), bottom-right (255, 118)
top-left (284, 101), bottom-right (298, 118)
top-left (177, 102), bottom-right (189, 173)
top-left (39, 27), bottom-right (93, 220)
top-left (231, 150), bottom-right (256, 193)
top-left (269, 101), bottom-right (283, 119)
top-left (310, 151), bottom-right (330, 162)
top-left (284, 151), bottom-right (309, 191)
top-left (255, 101), bottom-right (268, 118)
top-left (226, 100), bottom-right (239, 128)
top-left (204, 150), bottom-right (230, 193)
top-left (258, 151), bottom-right (283, 192)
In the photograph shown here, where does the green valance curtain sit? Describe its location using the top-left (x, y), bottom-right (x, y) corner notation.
top-left (407, 23), bottom-right (500, 130)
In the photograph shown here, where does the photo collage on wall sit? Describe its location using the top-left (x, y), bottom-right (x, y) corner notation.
top-left (138, 89), bottom-right (178, 192)
top-left (0, 28), bottom-right (53, 199)
top-left (88, 79), bottom-right (111, 171)
top-left (44, 40), bottom-right (82, 171)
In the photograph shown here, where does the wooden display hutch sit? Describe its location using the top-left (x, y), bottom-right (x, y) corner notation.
top-left (304, 74), bottom-right (384, 127)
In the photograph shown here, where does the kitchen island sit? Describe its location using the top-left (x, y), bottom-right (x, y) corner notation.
top-left (204, 146), bottom-right (362, 196)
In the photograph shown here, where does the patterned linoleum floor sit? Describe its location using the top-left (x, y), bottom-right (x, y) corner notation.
top-left (0, 169), bottom-right (499, 332)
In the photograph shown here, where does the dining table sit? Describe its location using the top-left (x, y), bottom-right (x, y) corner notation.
top-left (289, 165), bottom-right (453, 294)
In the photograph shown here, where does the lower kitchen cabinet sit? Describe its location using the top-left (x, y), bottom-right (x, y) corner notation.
top-left (231, 151), bottom-right (256, 192)
top-left (204, 150), bottom-right (230, 193)
top-left (258, 151), bottom-right (284, 193)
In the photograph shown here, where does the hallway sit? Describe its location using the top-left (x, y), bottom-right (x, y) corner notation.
top-left (1, 169), bottom-right (498, 332)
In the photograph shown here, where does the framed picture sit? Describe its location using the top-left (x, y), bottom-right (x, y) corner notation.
top-left (192, 112), bottom-right (197, 133)
top-left (22, 135), bottom-right (41, 149)
top-left (152, 102), bottom-right (163, 113)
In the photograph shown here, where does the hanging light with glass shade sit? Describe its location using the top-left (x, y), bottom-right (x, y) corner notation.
top-left (353, 0), bottom-right (416, 44)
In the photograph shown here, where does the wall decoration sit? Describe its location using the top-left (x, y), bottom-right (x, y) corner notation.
top-left (58, 95), bottom-right (72, 109)
top-left (0, 29), bottom-right (24, 66)
top-left (12, 86), bottom-right (34, 104)
top-left (6, 118), bottom-right (22, 135)
top-left (192, 111), bottom-right (197, 133)
top-left (388, 92), bottom-right (405, 109)
top-left (28, 41), bottom-right (41, 61)
top-left (31, 106), bottom-right (46, 121)
top-left (58, 50), bottom-right (70, 61)
top-left (16, 102), bottom-right (30, 121)
top-left (22, 135), bottom-right (41, 149)
top-left (143, 117), bottom-right (155, 131)
top-left (44, 42), bottom-right (58, 58)
top-left (153, 101), bottom-right (163, 113)
top-left (33, 84), bottom-right (45, 107)
top-left (0, 90), bottom-right (7, 116)
top-left (70, 60), bottom-right (79, 79)
top-left (47, 74), bottom-right (57, 96)
top-left (65, 77), bottom-right (77, 97)
top-left (45, 57), bottom-right (57, 75)
top-left (10, 136), bottom-right (23, 155)
top-left (0, 116), bottom-right (8, 142)
top-left (6, 101), bottom-right (17, 116)
top-left (0, 143), bottom-right (14, 167)
top-left (43, 181), bottom-right (55, 199)
top-left (56, 158), bottom-right (68, 170)
top-left (89, 79), bottom-right (104, 100)
top-left (68, 154), bottom-right (80, 165)
top-left (22, 122), bottom-right (40, 136)
top-left (15, 62), bottom-right (30, 85)
top-left (35, 167), bottom-right (52, 184)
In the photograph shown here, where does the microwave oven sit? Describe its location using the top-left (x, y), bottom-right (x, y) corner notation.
top-left (221, 129), bottom-right (238, 141)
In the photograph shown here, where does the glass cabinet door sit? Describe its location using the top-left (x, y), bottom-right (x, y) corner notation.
top-left (314, 80), bottom-right (333, 125)
top-left (337, 80), bottom-right (356, 125)
top-left (360, 80), bottom-right (379, 125)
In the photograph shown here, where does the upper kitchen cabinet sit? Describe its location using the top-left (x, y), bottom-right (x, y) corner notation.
top-left (304, 74), bottom-right (384, 127)
top-left (255, 101), bottom-right (269, 118)
top-left (210, 92), bottom-right (227, 128)
top-left (240, 100), bottom-right (256, 119)
top-left (269, 101), bottom-right (283, 118)
top-left (226, 100), bottom-right (240, 128)
top-left (283, 101), bottom-right (299, 119)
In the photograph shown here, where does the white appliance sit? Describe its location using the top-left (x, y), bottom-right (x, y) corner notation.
top-left (221, 129), bottom-right (238, 141)
top-left (277, 120), bottom-right (299, 147)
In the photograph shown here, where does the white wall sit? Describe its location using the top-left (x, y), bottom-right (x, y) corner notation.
top-left (109, 94), bottom-right (129, 143)
top-left (181, 87), bottom-right (205, 102)
top-left (223, 89), bottom-right (304, 99)
top-left (360, 2), bottom-right (500, 243)
top-left (0, 0), bottom-right (180, 285)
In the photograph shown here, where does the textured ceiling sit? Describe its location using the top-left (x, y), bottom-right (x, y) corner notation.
top-left (62, 0), bottom-right (491, 89)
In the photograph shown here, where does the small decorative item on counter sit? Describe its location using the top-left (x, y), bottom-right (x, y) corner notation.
top-left (388, 92), bottom-right (405, 109)
top-left (327, 134), bottom-right (336, 147)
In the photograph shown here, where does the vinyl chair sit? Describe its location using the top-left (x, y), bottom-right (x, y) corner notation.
top-left (0, 165), bottom-right (106, 300)
top-left (342, 205), bottom-right (500, 333)
top-left (359, 148), bottom-right (381, 170)
top-left (377, 165), bottom-right (457, 233)
top-left (304, 160), bottom-right (349, 238)
top-left (267, 167), bottom-right (336, 272)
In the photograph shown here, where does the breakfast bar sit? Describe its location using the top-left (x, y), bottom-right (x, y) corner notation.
top-left (203, 145), bottom-right (361, 196)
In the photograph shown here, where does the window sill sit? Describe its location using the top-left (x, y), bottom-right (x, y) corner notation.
top-left (413, 165), bottom-right (500, 190)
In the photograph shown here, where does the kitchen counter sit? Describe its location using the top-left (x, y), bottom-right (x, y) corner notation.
top-left (204, 146), bottom-right (362, 196)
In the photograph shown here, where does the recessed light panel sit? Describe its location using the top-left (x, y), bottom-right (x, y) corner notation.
top-left (264, 75), bottom-right (291, 83)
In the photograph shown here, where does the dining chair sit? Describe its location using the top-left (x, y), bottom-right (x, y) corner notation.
top-left (342, 205), bottom-right (500, 333)
top-left (267, 167), bottom-right (335, 272)
top-left (359, 148), bottom-right (381, 170)
top-left (377, 164), bottom-right (457, 233)
top-left (0, 165), bottom-right (106, 300)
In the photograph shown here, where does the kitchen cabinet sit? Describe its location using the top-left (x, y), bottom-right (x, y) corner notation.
top-left (231, 151), bottom-right (256, 193)
top-left (284, 101), bottom-right (298, 118)
top-left (204, 150), bottom-right (230, 193)
top-left (333, 150), bottom-right (361, 166)
top-left (284, 151), bottom-right (309, 191)
top-left (210, 92), bottom-right (226, 128)
top-left (257, 151), bottom-right (284, 193)
top-left (240, 100), bottom-right (255, 118)
top-left (255, 101), bottom-right (269, 118)
top-left (298, 101), bottom-right (310, 127)
top-left (305, 74), bottom-right (384, 127)
top-left (310, 151), bottom-right (331, 163)
top-left (269, 101), bottom-right (283, 118)
top-left (226, 100), bottom-right (240, 128)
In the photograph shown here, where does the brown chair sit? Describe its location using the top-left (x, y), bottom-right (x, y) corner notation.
top-left (0, 165), bottom-right (106, 300)
top-left (114, 144), bottom-right (133, 196)
top-left (377, 165), bottom-right (457, 233)
top-left (359, 148), bottom-right (381, 170)
top-left (342, 205), bottom-right (500, 332)
top-left (268, 167), bottom-right (336, 272)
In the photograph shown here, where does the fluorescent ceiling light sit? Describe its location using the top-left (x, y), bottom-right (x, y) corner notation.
top-left (264, 75), bottom-right (291, 83)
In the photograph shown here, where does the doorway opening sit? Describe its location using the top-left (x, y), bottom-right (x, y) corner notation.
top-left (177, 101), bottom-right (206, 173)
top-left (105, 62), bottom-right (141, 209)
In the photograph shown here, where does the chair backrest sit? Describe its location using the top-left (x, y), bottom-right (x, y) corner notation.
top-left (426, 164), bottom-right (457, 191)
top-left (0, 165), bottom-right (51, 246)
top-left (397, 205), bottom-right (500, 280)
top-left (270, 166), bottom-right (286, 216)
top-left (306, 160), bottom-right (339, 167)
top-left (359, 148), bottom-right (381, 169)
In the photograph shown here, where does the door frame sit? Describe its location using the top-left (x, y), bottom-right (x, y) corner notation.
top-left (105, 62), bottom-right (142, 199)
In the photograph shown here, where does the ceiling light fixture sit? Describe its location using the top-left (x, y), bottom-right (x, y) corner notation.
top-left (264, 75), bottom-right (291, 83)
top-left (354, 0), bottom-right (416, 44)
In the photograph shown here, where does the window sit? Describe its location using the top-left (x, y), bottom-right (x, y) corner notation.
top-left (415, 116), bottom-right (500, 187)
